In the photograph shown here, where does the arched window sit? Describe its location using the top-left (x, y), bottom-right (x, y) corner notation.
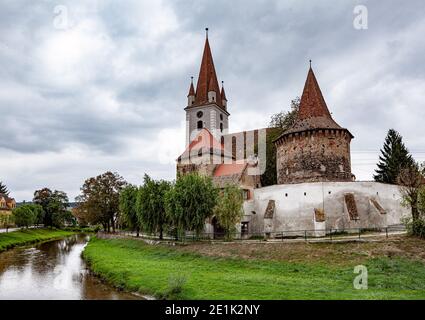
top-left (197, 121), bottom-right (203, 129)
top-left (220, 123), bottom-right (223, 132)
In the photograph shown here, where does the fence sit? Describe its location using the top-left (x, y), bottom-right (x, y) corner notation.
top-left (109, 224), bottom-right (406, 243)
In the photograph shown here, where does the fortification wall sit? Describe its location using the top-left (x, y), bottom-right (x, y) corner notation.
top-left (249, 181), bottom-right (409, 236)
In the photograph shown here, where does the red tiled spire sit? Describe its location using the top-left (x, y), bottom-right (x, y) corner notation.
top-left (277, 63), bottom-right (353, 139)
top-left (221, 81), bottom-right (227, 101)
top-left (187, 77), bottom-right (195, 97)
top-left (297, 66), bottom-right (332, 120)
top-left (194, 29), bottom-right (222, 107)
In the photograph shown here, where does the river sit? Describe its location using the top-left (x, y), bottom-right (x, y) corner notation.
top-left (0, 234), bottom-right (142, 300)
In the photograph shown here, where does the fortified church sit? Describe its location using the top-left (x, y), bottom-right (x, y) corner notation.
top-left (177, 30), bottom-right (408, 238)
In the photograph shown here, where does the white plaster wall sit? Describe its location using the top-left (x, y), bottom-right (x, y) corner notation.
top-left (250, 182), bottom-right (410, 236)
top-left (187, 104), bottom-right (229, 142)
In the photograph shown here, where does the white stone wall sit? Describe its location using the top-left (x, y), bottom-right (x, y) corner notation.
top-left (249, 181), bottom-right (410, 236)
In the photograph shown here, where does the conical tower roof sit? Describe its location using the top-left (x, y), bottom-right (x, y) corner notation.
top-left (221, 81), bottom-right (227, 101)
top-left (280, 66), bottom-right (353, 138)
top-left (187, 77), bottom-right (195, 97)
top-left (192, 31), bottom-right (223, 108)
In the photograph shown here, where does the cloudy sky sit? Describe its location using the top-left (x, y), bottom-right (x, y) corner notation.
top-left (1, 0), bottom-right (424, 201)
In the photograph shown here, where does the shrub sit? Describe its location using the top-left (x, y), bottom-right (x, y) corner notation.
top-left (403, 217), bottom-right (425, 238)
top-left (158, 274), bottom-right (187, 300)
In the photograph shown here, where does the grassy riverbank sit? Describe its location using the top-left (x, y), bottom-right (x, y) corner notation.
top-left (83, 237), bottom-right (425, 300)
top-left (0, 229), bottom-right (75, 252)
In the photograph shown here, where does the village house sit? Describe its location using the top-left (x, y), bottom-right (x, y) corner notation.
top-left (0, 193), bottom-right (16, 228)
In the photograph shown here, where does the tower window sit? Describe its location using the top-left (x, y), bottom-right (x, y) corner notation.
top-left (197, 111), bottom-right (203, 118)
top-left (197, 121), bottom-right (203, 129)
top-left (220, 114), bottom-right (223, 121)
top-left (220, 123), bottom-right (223, 132)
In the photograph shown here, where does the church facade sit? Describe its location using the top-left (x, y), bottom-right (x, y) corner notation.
top-left (177, 31), bottom-right (409, 238)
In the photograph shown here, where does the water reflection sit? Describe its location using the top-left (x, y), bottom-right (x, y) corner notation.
top-left (0, 234), bottom-right (141, 300)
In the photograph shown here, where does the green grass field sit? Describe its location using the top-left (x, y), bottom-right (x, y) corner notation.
top-left (83, 237), bottom-right (425, 300)
top-left (0, 229), bottom-right (75, 252)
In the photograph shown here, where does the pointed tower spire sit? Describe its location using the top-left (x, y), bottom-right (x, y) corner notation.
top-left (297, 66), bottom-right (333, 120)
top-left (279, 65), bottom-right (353, 138)
top-left (187, 76), bottom-right (195, 97)
top-left (221, 81), bottom-right (227, 101)
top-left (193, 28), bottom-right (222, 107)
top-left (187, 76), bottom-right (195, 106)
top-left (221, 81), bottom-right (227, 108)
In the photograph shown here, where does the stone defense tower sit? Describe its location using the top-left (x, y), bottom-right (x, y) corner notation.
top-left (185, 28), bottom-right (229, 146)
top-left (275, 65), bottom-right (354, 184)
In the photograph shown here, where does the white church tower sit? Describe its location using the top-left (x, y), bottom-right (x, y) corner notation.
top-left (185, 28), bottom-right (230, 146)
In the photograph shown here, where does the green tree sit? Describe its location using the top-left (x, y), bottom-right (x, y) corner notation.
top-left (32, 203), bottom-right (44, 226)
top-left (374, 129), bottom-right (415, 184)
top-left (0, 181), bottom-right (9, 195)
top-left (12, 204), bottom-right (42, 228)
top-left (75, 171), bottom-right (127, 232)
top-left (418, 185), bottom-right (425, 216)
top-left (137, 175), bottom-right (171, 240)
top-left (398, 162), bottom-right (425, 222)
top-left (269, 97), bottom-right (300, 130)
top-left (33, 188), bottom-right (69, 227)
top-left (119, 185), bottom-right (140, 236)
top-left (263, 97), bottom-right (300, 186)
top-left (165, 174), bottom-right (218, 238)
top-left (260, 127), bottom-right (284, 186)
top-left (0, 213), bottom-right (14, 229)
top-left (214, 184), bottom-right (244, 241)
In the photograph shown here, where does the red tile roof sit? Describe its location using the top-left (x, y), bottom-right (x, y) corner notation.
top-left (277, 67), bottom-right (353, 139)
top-left (192, 36), bottom-right (223, 108)
top-left (214, 162), bottom-right (247, 177)
top-left (178, 128), bottom-right (231, 160)
top-left (298, 67), bottom-right (333, 120)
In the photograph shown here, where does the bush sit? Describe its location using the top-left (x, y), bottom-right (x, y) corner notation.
top-left (158, 274), bottom-right (187, 300)
top-left (403, 217), bottom-right (425, 238)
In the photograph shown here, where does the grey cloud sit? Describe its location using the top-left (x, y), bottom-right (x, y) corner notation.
top-left (1, 0), bottom-right (425, 200)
